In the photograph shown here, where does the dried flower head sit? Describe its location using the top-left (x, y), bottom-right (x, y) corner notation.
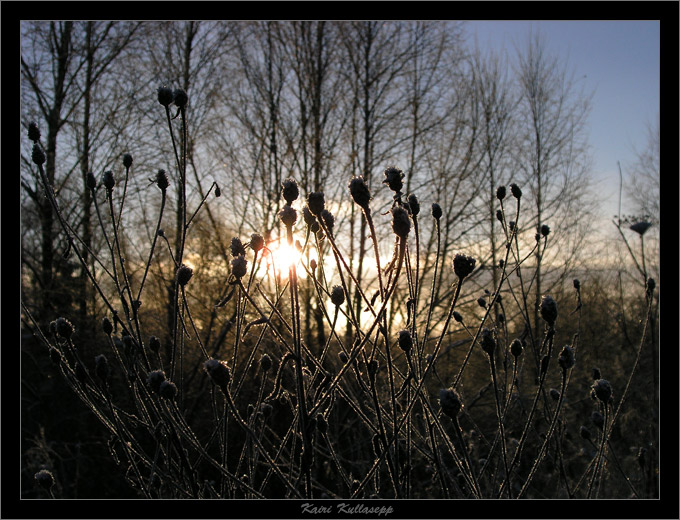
top-left (349, 177), bottom-right (371, 209)
top-left (391, 206), bottom-right (411, 238)
top-left (176, 264), bottom-right (194, 287)
top-left (230, 237), bottom-right (247, 257)
top-left (320, 209), bottom-right (335, 234)
top-left (260, 403), bottom-right (273, 418)
top-left (629, 221), bottom-right (652, 236)
top-left (281, 178), bottom-right (299, 205)
top-left (540, 295), bottom-right (558, 326)
top-left (407, 194), bottom-right (420, 216)
top-left (156, 169), bottom-right (169, 191)
top-left (28, 121), bottom-right (41, 142)
top-left (431, 203), bottom-right (442, 220)
top-left (307, 192), bottom-right (325, 216)
top-left (157, 86), bottom-right (174, 107)
top-left (250, 234), bottom-right (265, 253)
top-left (173, 88), bottom-right (188, 108)
top-left (103, 171), bottom-right (115, 192)
top-left (147, 370), bottom-right (166, 393)
top-left (231, 255), bottom-right (248, 279)
top-left (477, 297), bottom-right (487, 309)
top-left (34, 469), bottom-right (54, 490)
top-left (259, 354), bottom-right (272, 373)
top-left (453, 254), bottom-right (476, 280)
top-left (159, 380), bottom-right (177, 400)
top-left (573, 279), bottom-right (581, 290)
top-left (540, 224), bottom-right (550, 237)
top-left (480, 328), bottom-right (496, 356)
top-left (510, 183), bottom-right (522, 199)
top-left (149, 336), bottom-right (161, 354)
top-left (579, 426), bottom-right (591, 440)
top-left (279, 205), bottom-right (297, 228)
top-left (496, 186), bottom-right (506, 200)
top-left (31, 144), bottom-right (46, 166)
top-left (86, 172), bottom-right (97, 191)
top-left (102, 316), bottom-right (113, 336)
top-left (122, 153), bottom-right (133, 169)
top-left (510, 338), bottom-right (523, 358)
top-left (55, 317), bottom-right (74, 340)
top-left (302, 206), bottom-right (320, 233)
top-left (204, 358), bottom-right (230, 391)
top-left (95, 354), bottom-right (110, 383)
top-left (367, 359), bottom-right (379, 382)
top-left (398, 329), bottom-right (413, 353)
top-left (338, 351), bottom-right (348, 364)
top-left (383, 167), bottom-right (404, 193)
top-left (591, 379), bottom-right (613, 404)
top-left (330, 285), bottom-right (345, 307)
top-left (453, 311), bottom-right (463, 323)
top-left (558, 345), bottom-right (575, 371)
top-left (647, 277), bottom-right (656, 294)
top-left (550, 388), bottom-right (560, 401)
top-left (439, 387), bottom-right (463, 419)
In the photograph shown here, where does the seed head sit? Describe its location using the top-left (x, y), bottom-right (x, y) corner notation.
top-left (477, 297), bottom-right (487, 309)
top-left (173, 88), bottom-right (188, 108)
top-left (407, 194), bottom-right (420, 216)
top-left (250, 234), bottom-right (265, 253)
top-left (204, 358), bottom-right (230, 391)
top-left (28, 121), bottom-right (41, 142)
top-left (646, 277), bottom-right (656, 294)
top-left (320, 209), bottom-right (335, 234)
top-left (95, 354), bottom-right (110, 383)
top-left (231, 255), bottom-right (248, 279)
top-left (156, 169), bottom-right (169, 191)
top-left (496, 186), bottom-right (506, 200)
top-left (550, 388), bottom-right (560, 401)
top-left (230, 237), bottom-right (247, 257)
top-left (398, 329), bottom-right (413, 353)
top-left (629, 221), bottom-right (652, 236)
top-left (279, 205), bottom-right (297, 227)
top-left (259, 354), bottom-right (272, 373)
top-left (338, 351), bottom-right (348, 364)
top-left (480, 328), bottom-right (496, 356)
top-left (383, 167), bottom-right (404, 193)
top-left (103, 170), bottom-right (116, 192)
top-left (439, 387), bottom-right (463, 419)
top-left (157, 86), bottom-right (174, 107)
top-left (55, 317), bottom-right (74, 339)
top-left (149, 336), bottom-right (161, 354)
top-left (86, 172), bottom-right (97, 190)
top-left (176, 264), bottom-right (194, 287)
top-left (32, 144), bottom-right (46, 166)
top-left (281, 178), bottom-right (299, 205)
top-left (302, 206), bottom-right (320, 233)
top-left (496, 209), bottom-right (503, 222)
top-left (453, 311), bottom-right (463, 323)
top-left (540, 224), bottom-right (550, 237)
top-left (367, 359), bottom-right (379, 382)
top-left (558, 345), bottom-right (575, 371)
top-left (573, 279), bottom-right (581, 290)
top-left (579, 426), bottom-right (591, 440)
top-left (146, 370), bottom-right (166, 393)
top-left (159, 380), bottom-right (177, 400)
top-left (102, 316), bottom-right (113, 336)
top-left (540, 295), bottom-right (558, 326)
top-left (260, 403), bottom-right (273, 418)
top-left (453, 254), bottom-right (476, 280)
top-left (591, 379), bottom-right (613, 404)
top-left (307, 192), bottom-right (325, 216)
top-left (510, 183), bottom-right (522, 199)
top-left (349, 177), bottom-right (371, 209)
top-left (510, 339), bottom-right (523, 358)
top-left (122, 153), bottom-right (133, 169)
top-left (391, 206), bottom-right (411, 238)
top-left (431, 203), bottom-right (442, 220)
top-left (330, 285), bottom-right (345, 307)
top-left (34, 469), bottom-right (54, 490)
top-left (215, 185), bottom-right (221, 197)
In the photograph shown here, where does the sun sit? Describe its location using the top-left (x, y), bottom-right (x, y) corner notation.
top-left (264, 241), bottom-right (303, 277)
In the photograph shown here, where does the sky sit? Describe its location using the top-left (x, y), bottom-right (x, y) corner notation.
top-left (464, 20), bottom-right (660, 221)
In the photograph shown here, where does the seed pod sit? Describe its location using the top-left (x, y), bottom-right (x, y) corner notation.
top-left (231, 255), bottom-right (248, 279)
top-left (477, 297), bottom-right (487, 309)
top-left (215, 185), bottom-right (221, 197)
top-left (250, 234), bottom-right (265, 253)
top-left (28, 121), bottom-right (41, 142)
top-left (230, 237), bottom-right (247, 257)
top-left (156, 169), bottom-right (169, 191)
top-left (307, 192), bottom-right (325, 216)
top-left (173, 88), bottom-right (188, 108)
top-left (204, 358), bottom-right (230, 392)
top-left (398, 329), bottom-right (413, 353)
top-left (496, 186), bottom-right (506, 200)
top-left (550, 388), bottom-right (560, 401)
top-left (391, 206), bottom-right (411, 238)
top-left (330, 285), bottom-right (345, 307)
top-left (102, 317), bottom-right (113, 336)
top-left (302, 206), bottom-right (320, 233)
top-left (147, 370), bottom-right (166, 393)
top-left (629, 221), bottom-right (652, 236)
top-left (157, 86), bottom-right (174, 107)
top-left (540, 295), bottom-right (558, 326)
top-left (480, 328), bottom-right (496, 356)
top-left (439, 387), bottom-right (463, 419)
top-left (510, 339), bottom-right (523, 358)
top-left (579, 426), bottom-right (591, 440)
top-left (453, 254), bottom-right (476, 280)
top-left (260, 354), bottom-right (272, 373)
top-left (558, 345), bottom-right (575, 371)
top-left (102, 170), bottom-right (115, 192)
top-left (281, 178), bottom-right (299, 205)
top-left (407, 194), bottom-right (420, 216)
top-left (496, 209), bottom-right (503, 222)
top-left (320, 209), bottom-right (334, 234)
top-left (176, 264), bottom-right (193, 287)
top-left (159, 380), bottom-right (177, 400)
top-left (149, 336), bottom-right (161, 354)
top-left (383, 166), bottom-right (404, 193)
top-left (260, 403), bottom-right (273, 418)
top-left (510, 183), bottom-right (522, 199)
top-left (540, 224), bottom-right (550, 237)
top-left (55, 317), bottom-right (74, 340)
top-left (338, 351), bottom-right (348, 364)
top-left (573, 279), bottom-right (581, 290)
top-left (122, 154), bottom-right (133, 169)
top-left (95, 354), bottom-right (110, 384)
top-left (349, 176), bottom-right (371, 209)
top-left (34, 469), bottom-right (54, 490)
top-left (31, 144), bottom-right (46, 165)
top-left (453, 311), bottom-right (463, 323)
top-left (591, 379), bottom-right (613, 404)
top-left (279, 205), bottom-right (297, 227)
top-left (367, 359), bottom-right (378, 382)
top-left (431, 203), bottom-right (442, 220)
top-left (647, 277), bottom-right (656, 294)
top-left (86, 172), bottom-right (97, 190)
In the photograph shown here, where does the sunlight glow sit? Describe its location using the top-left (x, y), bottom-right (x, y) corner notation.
top-left (265, 241), bottom-right (302, 278)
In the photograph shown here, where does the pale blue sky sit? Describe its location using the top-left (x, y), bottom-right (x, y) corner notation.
top-left (464, 20), bottom-right (660, 219)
